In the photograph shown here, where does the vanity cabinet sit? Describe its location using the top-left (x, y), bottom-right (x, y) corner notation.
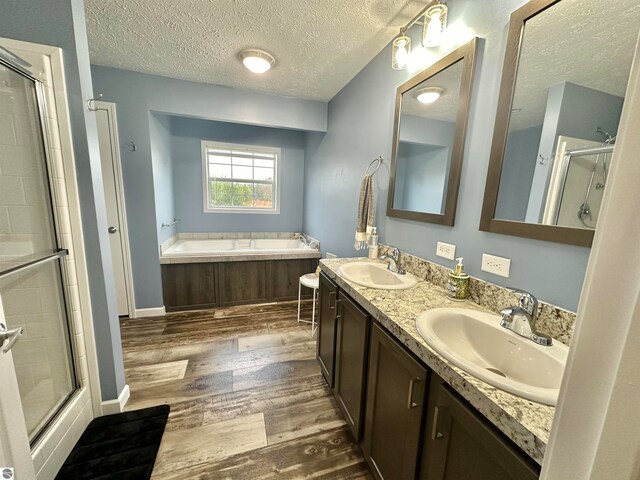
top-left (362, 322), bottom-right (428, 480)
top-left (316, 272), bottom-right (541, 480)
top-left (317, 272), bottom-right (339, 387)
top-left (420, 375), bottom-right (540, 480)
top-left (333, 292), bottom-right (370, 441)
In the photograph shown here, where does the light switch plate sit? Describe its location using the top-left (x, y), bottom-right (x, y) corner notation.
top-left (481, 253), bottom-right (511, 278)
top-left (436, 242), bottom-right (456, 260)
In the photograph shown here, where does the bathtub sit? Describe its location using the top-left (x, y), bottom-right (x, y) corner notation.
top-left (162, 238), bottom-right (317, 257)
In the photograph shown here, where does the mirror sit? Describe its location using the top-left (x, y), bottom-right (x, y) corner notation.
top-left (387, 38), bottom-right (478, 225)
top-left (481, 0), bottom-right (639, 246)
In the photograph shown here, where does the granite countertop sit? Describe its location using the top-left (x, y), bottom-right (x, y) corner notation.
top-left (320, 257), bottom-right (555, 465)
top-left (160, 250), bottom-right (322, 264)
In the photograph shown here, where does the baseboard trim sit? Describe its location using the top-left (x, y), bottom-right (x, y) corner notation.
top-left (101, 384), bottom-right (130, 415)
top-left (133, 306), bottom-right (166, 318)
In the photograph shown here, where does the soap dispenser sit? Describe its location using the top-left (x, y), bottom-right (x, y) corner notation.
top-left (367, 227), bottom-right (379, 259)
top-left (448, 257), bottom-right (469, 301)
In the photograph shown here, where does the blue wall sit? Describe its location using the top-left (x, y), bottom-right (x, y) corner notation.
top-left (150, 114), bottom-right (176, 243)
top-left (2, 0), bottom-right (125, 400)
top-left (395, 142), bottom-right (450, 213)
top-left (497, 124), bottom-right (542, 221)
top-left (170, 116), bottom-right (305, 233)
top-left (91, 66), bottom-right (327, 309)
top-left (303, 0), bottom-right (591, 311)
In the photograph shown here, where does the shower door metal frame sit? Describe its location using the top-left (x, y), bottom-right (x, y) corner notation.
top-left (550, 145), bottom-right (615, 226)
top-left (0, 54), bottom-right (81, 447)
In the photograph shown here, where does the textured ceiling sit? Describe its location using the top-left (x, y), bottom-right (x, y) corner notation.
top-left (510, 0), bottom-right (640, 130)
top-left (84, 0), bottom-right (428, 101)
top-left (401, 58), bottom-right (462, 123)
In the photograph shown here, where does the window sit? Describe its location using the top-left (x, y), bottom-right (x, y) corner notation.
top-left (202, 141), bottom-right (280, 213)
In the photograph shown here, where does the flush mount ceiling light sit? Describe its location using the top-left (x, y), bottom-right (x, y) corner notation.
top-left (239, 49), bottom-right (275, 74)
top-left (391, 1), bottom-right (448, 70)
top-left (416, 87), bottom-right (444, 104)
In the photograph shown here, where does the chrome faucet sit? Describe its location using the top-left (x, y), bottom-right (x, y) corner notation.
top-left (500, 289), bottom-right (552, 346)
top-left (379, 247), bottom-right (406, 275)
top-left (292, 233), bottom-right (318, 249)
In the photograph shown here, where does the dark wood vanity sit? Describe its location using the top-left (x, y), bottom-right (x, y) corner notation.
top-left (161, 258), bottom-right (317, 311)
top-left (317, 271), bottom-right (540, 480)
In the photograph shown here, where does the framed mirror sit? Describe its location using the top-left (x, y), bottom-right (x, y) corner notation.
top-left (480, 0), bottom-right (639, 246)
top-left (387, 38), bottom-right (478, 225)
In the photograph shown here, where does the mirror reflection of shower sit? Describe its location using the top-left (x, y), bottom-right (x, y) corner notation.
top-left (576, 128), bottom-right (615, 228)
top-left (542, 128), bottom-right (616, 230)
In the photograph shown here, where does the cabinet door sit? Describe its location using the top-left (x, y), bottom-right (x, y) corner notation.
top-left (334, 292), bottom-right (370, 442)
top-left (316, 272), bottom-right (338, 387)
top-left (218, 261), bottom-right (268, 306)
top-left (363, 322), bottom-right (429, 480)
top-left (162, 263), bottom-right (218, 312)
top-left (420, 375), bottom-right (540, 480)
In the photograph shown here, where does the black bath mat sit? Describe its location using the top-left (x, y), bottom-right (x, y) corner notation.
top-left (55, 405), bottom-right (170, 480)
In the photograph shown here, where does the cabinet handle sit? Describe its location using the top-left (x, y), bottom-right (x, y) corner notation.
top-left (329, 291), bottom-right (337, 309)
top-left (335, 299), bottom-right (343, 319)
top-left (431, 406), bottom-right (447, 440)
top-left (407, 377), bottom-right (421, 409)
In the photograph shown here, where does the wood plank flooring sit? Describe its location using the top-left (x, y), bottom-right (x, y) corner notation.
top-left (120, 300), bottom-right (372, 479)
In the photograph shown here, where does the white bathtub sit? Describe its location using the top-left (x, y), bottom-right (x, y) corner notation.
top-left (162, 238), bottom-right (317, 257)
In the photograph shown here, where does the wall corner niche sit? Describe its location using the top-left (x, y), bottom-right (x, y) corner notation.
top-left (387, 37), bottom-right (479, 226)
top-left (479, 0), bottom-right (637, 246)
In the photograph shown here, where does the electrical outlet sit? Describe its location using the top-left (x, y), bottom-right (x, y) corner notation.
top-left (325, 252), bottom-right (337, 259)
top-left (481, 253), bottom-right (511, 278)
top-left (436, 242), bottom-right (456, 260)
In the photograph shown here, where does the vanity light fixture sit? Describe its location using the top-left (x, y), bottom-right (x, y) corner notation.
top-left (416, 87), bottom-right (444, 104)
top-left (391, 1), bottom-right (448, 70)
top-left (239, 49), bottom-right (275, 74)
top-left (392, 33), bottom-right (412, 70)
top-left (423, 2), bottom-right (448, 47)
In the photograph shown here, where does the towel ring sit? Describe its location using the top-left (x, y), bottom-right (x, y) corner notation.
top-left (87, 93), bottom-right (103, 111)
top-left (364, 156), bottom-right (383, 176)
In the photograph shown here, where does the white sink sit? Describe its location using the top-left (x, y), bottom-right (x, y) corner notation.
top-left (338, 262), bottom-right (417, 290)
top-left (416, 308), bottom-right (568, 406)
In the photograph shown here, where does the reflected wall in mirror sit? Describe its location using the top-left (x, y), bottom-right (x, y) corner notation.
top-left (481, 0), bottom-right (640, 246)
top-left (387, 38), bottom-right (478, 225)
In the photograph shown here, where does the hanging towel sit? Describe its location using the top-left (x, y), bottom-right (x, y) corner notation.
top-left (355, 174), bottom-right (376, 250)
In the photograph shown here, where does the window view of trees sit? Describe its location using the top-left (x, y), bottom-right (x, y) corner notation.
top-left (209, 180), bottom-right (273, 208)
top-left (205, 144), bottom-right (277, 210)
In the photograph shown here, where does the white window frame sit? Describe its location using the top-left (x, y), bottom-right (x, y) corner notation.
top-left (201, 140), bottom-right (281, 214)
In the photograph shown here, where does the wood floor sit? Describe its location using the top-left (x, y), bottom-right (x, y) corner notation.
top-left (120, 300), bottom-right (373, 479)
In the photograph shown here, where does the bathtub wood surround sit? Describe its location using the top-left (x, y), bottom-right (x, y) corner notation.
top-left (120, 301), bottom-right (371, 479)
top-left (162, 259), bottom-right (318, 311)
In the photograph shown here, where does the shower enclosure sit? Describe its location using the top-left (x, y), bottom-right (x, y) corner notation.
top-left (543, 135), bottom-right (615, 229)
top-left (0, 52), bottom-right (78, 446)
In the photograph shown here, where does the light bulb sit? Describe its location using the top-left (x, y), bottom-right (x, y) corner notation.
top-left (422, 4), bottom-right (447, 48)
top-left (396, 42), bottom-right (409, 68)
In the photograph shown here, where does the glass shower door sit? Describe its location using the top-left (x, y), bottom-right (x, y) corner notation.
top-left (0, 60), bottom-right (78, 445)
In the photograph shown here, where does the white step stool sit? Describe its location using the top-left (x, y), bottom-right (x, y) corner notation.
top-left (297, 273), bottom-right (319, 335)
